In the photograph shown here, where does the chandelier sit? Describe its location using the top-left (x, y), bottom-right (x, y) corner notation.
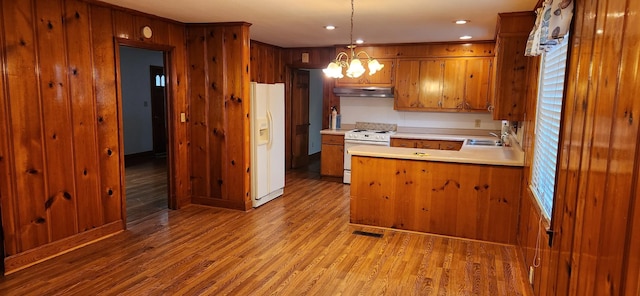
top-left (323, 0), bottom-right (384, 79)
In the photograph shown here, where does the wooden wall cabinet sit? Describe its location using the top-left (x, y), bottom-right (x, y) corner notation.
top-left (320, 134), bottom-right (344, 177)
top-left (490, 12), bottom-right (536, 121)
top-left (394, 58), bottom-right (492, 112)
top-left (390, 138), bottom-right (463, 151)
top-left (335, 58), bottom-right (396, 87)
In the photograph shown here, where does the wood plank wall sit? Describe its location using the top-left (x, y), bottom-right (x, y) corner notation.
top-left (517, 0), bottom-right (640, 294)
top-left (186, 23), bottom-right (252, 210)
top-left (0, 0), bottom-right (190, 273)
top-left (249, 42), bottom-right (336, 169)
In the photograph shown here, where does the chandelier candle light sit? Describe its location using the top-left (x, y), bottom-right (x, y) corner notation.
top-left (323, 0), bottom-right (384, 79)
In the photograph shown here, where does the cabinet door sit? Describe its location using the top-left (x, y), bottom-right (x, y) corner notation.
top-left (415, 140), bottom-right (440, 150)
top-left (321, 134), bottom-right (344, 145)
top-left (464, 58), bottom-right (493, 111)
top-left (395, 59), bottom-right (444, 110)
top-left (394, 60), bottom-right (422, 109)
top-left (390, 138), bottom-right (417, 148)
top-left (418, 60), bottom-right (445, 109)
top-left (439, 140), bottom-right (463, 151)
top-left (320, 144), bottom-right (344, 177)
top-left (335, 58), bottom-right (395, 87)
top-left (441, 59), bottom-right (466, 110)
top-left (492, 36), bottom-right (530, 120)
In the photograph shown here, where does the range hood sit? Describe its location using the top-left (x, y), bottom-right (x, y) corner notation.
top-left (333, 87), bottom-right (394, 98)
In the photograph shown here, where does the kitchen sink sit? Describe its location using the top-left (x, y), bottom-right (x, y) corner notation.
top-left (466, 139), bottom-right (503, 146)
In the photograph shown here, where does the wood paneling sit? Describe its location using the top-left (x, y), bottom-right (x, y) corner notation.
top-left (0, 0), bottom-right (190, 272)
top-left (350, 156), bottom-right (522, 244)
top-left (516, 0), bottom-right (640, 294)
top-left (35, 0), bottom-right (78, 241)
top-left (64, 0), bottom-right (101, 244)
top-left (91, 4), bottom-right (120, 227)
top-left (250, 41), bottom-right (284, 84)
top-left (186, 23), bottom-right (252, 210)
top-left (167, 22), bottom-right (190, 209)
top-left (3, 0), bottom-right (49, 252)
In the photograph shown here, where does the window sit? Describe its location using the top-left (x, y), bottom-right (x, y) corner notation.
top-left (155, 74), bottom-right (165, 87)
top-left (530, 35), bottom-right (570, 219)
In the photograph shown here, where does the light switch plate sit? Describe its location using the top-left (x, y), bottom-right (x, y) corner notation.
top-left (180, 112), bottom-right (186, 122)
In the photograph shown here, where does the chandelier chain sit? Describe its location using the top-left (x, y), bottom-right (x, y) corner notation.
top-left (350, 0), bottom-right (354, 47)
top-left (323, 0), bottom-right (383, 79)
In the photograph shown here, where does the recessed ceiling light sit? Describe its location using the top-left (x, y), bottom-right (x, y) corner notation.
top-left (325, 25), bottom-right (336, 30)
top-left (459, 35), bottom-right (473, 40)
top-left (455, 20), bottom-right (470, 25)
top-left (355, 39), bottom-right (364, 44)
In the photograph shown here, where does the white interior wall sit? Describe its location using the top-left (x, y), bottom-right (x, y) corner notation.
top-left (120, 46), bottom-right (164, 155)
top-left (308, 69), bottom-right (323, 155)
top-left (340, 97), bottom-right (502, 130)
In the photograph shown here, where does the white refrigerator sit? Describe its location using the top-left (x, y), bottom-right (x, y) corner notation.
top-left (250, 82), bottom-right (285, 207)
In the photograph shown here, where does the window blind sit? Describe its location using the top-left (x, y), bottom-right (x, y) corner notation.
top-left (530, 35), bottom-right (569, 220)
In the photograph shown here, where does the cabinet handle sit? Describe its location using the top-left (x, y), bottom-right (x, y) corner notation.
top-left (487, 105), bottom-right (494, 112)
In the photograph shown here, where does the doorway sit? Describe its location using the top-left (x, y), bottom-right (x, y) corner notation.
top-left (291, 70), bottom-right (310, 168)
top-left (289, 69), bottom-right (324, 171)
top-left (119, 45), bottom-right (169, 222)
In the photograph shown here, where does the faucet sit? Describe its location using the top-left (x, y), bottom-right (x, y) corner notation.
top-left (489, 132), bottom-right (509, 146)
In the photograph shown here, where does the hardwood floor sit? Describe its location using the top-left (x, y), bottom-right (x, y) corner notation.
top-left (0, 160), bottom-right (533, 295)
top-left (125, 157), bottom-right (168, 223)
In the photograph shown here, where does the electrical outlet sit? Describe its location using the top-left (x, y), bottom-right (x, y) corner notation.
top-left (474, 119), bottom-right (481, 128)
top-left (529, 266), bottom-right (534, 284)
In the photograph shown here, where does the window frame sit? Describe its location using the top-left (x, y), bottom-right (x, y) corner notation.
top-left (529, 34), bottom-right (570, 222)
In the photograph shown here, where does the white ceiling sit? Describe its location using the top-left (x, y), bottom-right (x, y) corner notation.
top-left (99, 0), bottom-right (538, 48)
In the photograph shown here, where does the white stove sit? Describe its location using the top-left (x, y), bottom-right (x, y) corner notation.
top-left (344, 129), bottom-right (396, 143)
top-left (343, 129), bottom-right (396, 184)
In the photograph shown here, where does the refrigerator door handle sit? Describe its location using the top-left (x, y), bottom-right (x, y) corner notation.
top-left (266, 110), bottom-right (273, 148)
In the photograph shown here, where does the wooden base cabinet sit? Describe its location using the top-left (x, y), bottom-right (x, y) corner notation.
top-left (350, 156), bottom-right (522, 244)
top-left (320, 134), bottom-right (344, 177)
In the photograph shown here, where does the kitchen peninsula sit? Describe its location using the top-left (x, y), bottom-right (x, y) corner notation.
top-left (348, 142), bottom-right (524, 244)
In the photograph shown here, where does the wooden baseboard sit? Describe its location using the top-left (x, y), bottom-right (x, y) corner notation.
top-left (309, 152), bottom-right (320, 161)
top-left (349, 223), bottom-right (517, 247)
top-left (191, 196), bottom-right (248, 211)
top-left (4, 220), bottom-right (124, 274)
top-left (124, 151), bottom-right (155, 167)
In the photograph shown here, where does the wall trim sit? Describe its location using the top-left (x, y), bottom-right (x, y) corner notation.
top-left (4, 220), bottom-right (124, 274)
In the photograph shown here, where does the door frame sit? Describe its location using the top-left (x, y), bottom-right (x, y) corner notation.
top-left (289, 69), bottom-right (311, 169)
top-left (114, 38), bottom-right (177, 223)
top-left (284, 64), bottom-right (337, 170)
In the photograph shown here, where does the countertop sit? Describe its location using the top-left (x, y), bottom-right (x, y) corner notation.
top-left (320, 128), bottom-right (500, 140)
top-left (321, 128), bottom-right (523, 166)
top-left (347, 142), bottom-right (524, 167)
top-left (320, 129), bottom-right (350, 135)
